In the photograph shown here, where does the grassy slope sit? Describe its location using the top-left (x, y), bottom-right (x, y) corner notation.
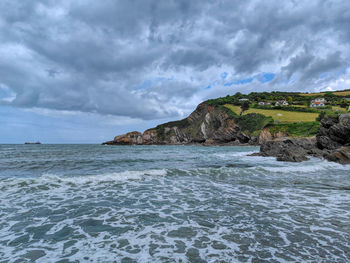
top-left (300, 90), bottom-right (350, 97)
top-left (332, 106), bottom-right (347, 112)
top-left (224, 104), bottom-right (319, 123)
top-left (267, 122), bottom-right (320, 137)
top-left (333, 91), bottom-right (350, 96)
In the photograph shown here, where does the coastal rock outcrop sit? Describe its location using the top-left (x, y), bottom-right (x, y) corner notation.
top-left (256, 113), bottom-right (350, 164)
top-left (103, 131), bottom-right (143, 145)
top-left (323, 147), bottom-right (350, 164)
top-left (258, 128), bottom-right (287, 144)
top-left (317, 113), bottom-right (350, 150)
top-left (254, 137), bottom-right (316, 162)
top-left (103, 102), bottom-right (254, 146)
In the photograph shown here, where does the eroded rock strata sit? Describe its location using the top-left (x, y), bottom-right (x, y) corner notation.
top-left (103, 103), bottom-right (253, 146)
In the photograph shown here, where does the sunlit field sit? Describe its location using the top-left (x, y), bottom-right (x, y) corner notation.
top-left (224, 104), bottom-right (319, 123)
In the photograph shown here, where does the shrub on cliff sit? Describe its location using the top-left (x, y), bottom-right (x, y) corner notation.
top-left (235, 113), bottom-right (274, 134)
top-left (316, 111), bottom-right (326, 122)
top-left (268, 122), bottom-right (320, 137)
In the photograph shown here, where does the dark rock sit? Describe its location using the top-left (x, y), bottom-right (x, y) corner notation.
top-left (102, 140), bottom-right (115, 145)
top-left (276, 149), bottom-right (309, 162)
top-left (324, 147), bottom-right (350, 165)
top-left (320, 116), bottom-right (338, 129)
top-left (316, 135), bottom-right (341, 150)
top-left (256, 113), bottom-right (350, 164)
top-left (256, 138), bottom-right (316, 162)
top-left (316, 114), bottom-right (350, 149)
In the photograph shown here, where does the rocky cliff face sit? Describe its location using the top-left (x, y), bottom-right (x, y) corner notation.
top-left (101, 102), bottom-right (350, 164)
top-left (258, 128), bottom-right (287, 144)
top-left (255, 113), bottom-right (350, 164)
top-left (103, 102), bottom-right (252, 146)
top-left (317, 114), bottom-right (350, 150)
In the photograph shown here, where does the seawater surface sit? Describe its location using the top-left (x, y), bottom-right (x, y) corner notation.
top-left (0, 144), bottom-right (350, 263)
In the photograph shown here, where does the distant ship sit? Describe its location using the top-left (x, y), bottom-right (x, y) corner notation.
top-left (24, 142), bottom-right (41, 144)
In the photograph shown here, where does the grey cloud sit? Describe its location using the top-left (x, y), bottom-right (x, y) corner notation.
top-left (1, 0), bottom-right (350, 120)
top-left (301, 51), bottom-right (344, 81)
top-left (281, 46), bottom-right (316, 80)
top-left (164, 49), bottom-right (218, 71)
top-left (281, 47), bottom-right (345, 82)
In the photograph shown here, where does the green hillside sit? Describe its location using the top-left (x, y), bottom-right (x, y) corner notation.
top-left (204, 90), bottom-right (350, 137)
top-left (224, 104), bottom-right (319, 123)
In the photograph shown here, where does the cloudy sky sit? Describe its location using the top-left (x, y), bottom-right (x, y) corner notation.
top-left (1, 0), bottom-right (350, 143)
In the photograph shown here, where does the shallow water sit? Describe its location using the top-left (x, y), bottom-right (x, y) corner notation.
top-left (0, 144), bottom-right (349, 262)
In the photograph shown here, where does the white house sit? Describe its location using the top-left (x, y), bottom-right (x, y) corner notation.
top-left (310, 98), bottom-right (326, 107)
top-left (275, 100), bottom-right (288, 106)
top-left (239, 98), bottom-right (249, 102)
top-left (311, 98), bottom-right (326, 103)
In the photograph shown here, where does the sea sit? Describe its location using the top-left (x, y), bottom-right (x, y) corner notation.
top-left (0, 144), bottom-right (349, 263)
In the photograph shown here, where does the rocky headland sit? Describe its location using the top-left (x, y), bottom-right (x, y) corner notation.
top-left (102, 100), bottom-right (350, 164)
top-left (102, 102), bottom-right (273, 146)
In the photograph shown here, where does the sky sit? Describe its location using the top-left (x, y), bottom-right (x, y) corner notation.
top-left (1, 0), bottom-right (350, 143)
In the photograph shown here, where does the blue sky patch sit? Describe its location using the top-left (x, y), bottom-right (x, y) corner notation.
top-left (224, 77), bottom-right (254, 86)
top-left (221, 72), bottom-right (228, 80)
top-left (258, 73), bottom-right (275, 83)
top-left (223, 72), bottom-right (275, 86)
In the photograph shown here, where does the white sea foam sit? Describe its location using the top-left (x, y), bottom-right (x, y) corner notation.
top-left (0, 169), bottom-right (168, 190)
top-left (258, 158), bottom-right (349, 174)
top-left (213, 150), bottom-right (258, 160)
top-left (1, 145), bottom-right (350, 262)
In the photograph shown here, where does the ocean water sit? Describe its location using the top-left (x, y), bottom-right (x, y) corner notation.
top-left (0, 145), bottom-right (350, 263)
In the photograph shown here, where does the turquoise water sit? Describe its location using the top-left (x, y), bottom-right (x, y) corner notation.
top-left (0, 144), bottom-right (350, 262)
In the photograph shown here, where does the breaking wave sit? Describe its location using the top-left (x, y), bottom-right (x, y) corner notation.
top-left (0, 144), bottom-right (349, 262)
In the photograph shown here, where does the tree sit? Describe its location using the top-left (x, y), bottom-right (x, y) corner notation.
top-left (316, 111), bottom-right (326, 122)
top-left (287, 96), bottom-right (293, 104)
top-left (240, 101), bottom-right (250, 115)
top-left (235, 92), bottom-right (243, 99)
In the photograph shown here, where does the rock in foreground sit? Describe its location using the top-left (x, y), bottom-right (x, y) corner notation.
top-left (323, 146), bottom-right (350, 165)
top-left (252, 137), bottom-right (317, 162)
top-left (256, 113), bottom-right (350, 164)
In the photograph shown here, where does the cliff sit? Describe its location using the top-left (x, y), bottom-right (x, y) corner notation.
top-left (102, 102), bottom-right (272, 146)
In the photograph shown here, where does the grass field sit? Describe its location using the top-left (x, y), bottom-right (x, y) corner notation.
top-left (332, 91), bottom-right (350, 96)
top-left (293, 105), bottom-right (307, 107)
top-left (299, 92), bottom-right (324, 97)
top-left (224, 104), bottom-right (319, 123)
top-left (332, 106), bottom-right (347, 112)
top-left (300, 90), bottom-right (350, 97)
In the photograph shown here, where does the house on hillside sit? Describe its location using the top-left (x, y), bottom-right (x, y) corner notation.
top-left (239, 98), bottom-right (249, 102)
top-left (275, 100), bottom-right (288, 106)
top-left (310, 98), bottom-right (326, 107)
